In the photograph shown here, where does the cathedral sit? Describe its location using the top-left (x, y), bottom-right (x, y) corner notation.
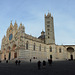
top-left (0, 13), bottom-right (75, 61)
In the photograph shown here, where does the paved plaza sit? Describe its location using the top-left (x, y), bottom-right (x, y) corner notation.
top-left (0, 61), bottom-right (75, 75)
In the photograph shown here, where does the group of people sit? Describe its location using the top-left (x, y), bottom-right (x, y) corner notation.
top-left (0, 59), bottom-right (21, 65)
top-left (0, 60), bottom-right (8, 63)
top-left (0, 58), bottom-right (52, 69)
top-left (6, 60), bottom-right (8, 63)
top-left (15, 60), bottom-right (21, 65)
top-left (48, 58), bottom-right (52, 65)
top-left (37, 58), bottom-right (52, 70)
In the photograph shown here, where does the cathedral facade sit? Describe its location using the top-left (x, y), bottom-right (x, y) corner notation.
top-left (0, 13), bottom-right (75, 61)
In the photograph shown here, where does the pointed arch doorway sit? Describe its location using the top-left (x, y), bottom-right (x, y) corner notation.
top-left (9, 52), bottom-right (11, 60)
top-left (70, 54), bottom-right (73, 60)
top-left (67, 47), bottom-right (74, 60)
top-left (14, 52), bottom-right (17, 58)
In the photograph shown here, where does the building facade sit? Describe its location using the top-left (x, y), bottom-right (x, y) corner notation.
top-left (0, 13), bottom-right (75, 61)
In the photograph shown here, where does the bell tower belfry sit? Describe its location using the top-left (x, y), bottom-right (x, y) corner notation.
top-left (45, 13), bottom-right (55, 44)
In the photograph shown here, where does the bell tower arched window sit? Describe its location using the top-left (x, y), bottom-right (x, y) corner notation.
top-left (50, 46), bottom-right (52, 52)
top-left (44, 46), bottom-right (46, 52)
top-left (59, 48), bottom-right (61, 53)
top-left (33, 43), bottom-right (35, 51)
top-left (26, 41), bottom-right (28, 49)
top-left (39, 44), bottom-right (41, 51)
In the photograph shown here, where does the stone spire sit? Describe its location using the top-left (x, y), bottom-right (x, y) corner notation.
top-left (4, 35), bottom-right (5, 38)
top-left (19, 22), bottom-right (22, 29)
top-left (47, 12), bottom-right (51, 16)
top-left (10, 20), bottom-right (13, 28)
top-left (14, 21), bottom-right (17, 26)
top-left (20, 23), bottom-right (22, 27)
top-left (23, 24), bottom-right (25, 29)
top-left (45, 14), bottom-right (46, 17)
top-left (14, 20), bottom-right (18, 30)
top-left (18, 23), bottom-right (25, 33)
top-left (41, 29), bottom-right (45, 36)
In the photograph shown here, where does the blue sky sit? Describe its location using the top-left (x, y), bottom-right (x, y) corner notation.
top-left (0, 0), bottom-right (75, 49)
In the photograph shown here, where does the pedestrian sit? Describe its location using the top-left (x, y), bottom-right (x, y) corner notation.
top-left (18, 60), bottom-right (21, 65)
top-left (6, 60), bottom-right (8, 63)
top-left (37, 60), bottom-right (41, 70)
top-left (43, 60), bottom-right (46, 68)
top-left (49, 58), bottom-right (52, 65)
top-left (15, 60), bottom-right (18, 65)
top-left (0, 60), bottom-right (2, 63)
top-left (5, 58), bottom-right (6, 60)
top-left (30, 59), bottom-right (31, 63)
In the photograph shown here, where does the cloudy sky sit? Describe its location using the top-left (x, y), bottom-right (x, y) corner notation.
top-left (0, 0), bottom-right (75, 49)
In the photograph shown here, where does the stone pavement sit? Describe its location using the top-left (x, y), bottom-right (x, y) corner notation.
top-left (0, 61), bottom-right (75, 75)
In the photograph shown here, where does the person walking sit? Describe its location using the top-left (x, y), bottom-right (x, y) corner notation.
top-left (48, 58), bottom-right (52, 65)
top-left (43, 60), bottom-right (46, 68)
top-left (30, 59), bottom-right (31, 63)
top-left (18, 60), bottom-right (21, 65)
top-left (6, 60), bottom-right (8, 63)
top-left (0, 60), bottom-right (1, 63)
top-left (15, 60), bottom-right (18, 65)
top-left (37, 60), bottom-right (41, 70)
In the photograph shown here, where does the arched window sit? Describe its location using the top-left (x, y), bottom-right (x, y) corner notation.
top-left (55, 47), bottom-right (57, 53)
top-left (59, 48), bottom-right (61, 53)
top-left (48, 36), bottom-right (50, 38)
top-left (50, 55), bottom-right (52, 59)
top-left (39, 44), bottom-right (41, 51)
top-left (26, 41), bottom-right (28, 49)
top-left (44, 46), bottom-right (46, 52)
top-left (33, 43), bottom-right (35, 51)
top-left (50, 46), bottom-right (52, 52)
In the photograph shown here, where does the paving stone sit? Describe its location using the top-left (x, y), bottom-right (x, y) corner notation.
top-left (0, 61), bottom-right (75, 75)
